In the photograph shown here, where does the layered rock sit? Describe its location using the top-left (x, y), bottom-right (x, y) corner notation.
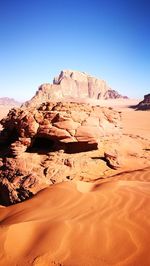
top-left (136, 94), bottom-right (150, 110)
top-left (0, 102), bottom-right (121, 154)
top-left (104, 149), bottom-right (123, 169)
top-left (24, 70), bottom-right (127, 107)
top-left (0, 101), bottom-right (122, 205)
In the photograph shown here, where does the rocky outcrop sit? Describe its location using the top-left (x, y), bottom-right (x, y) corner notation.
top-left (136, 94), bottom-right (150, 110)
top-left (0, 101), bottom-right (122, 205)
top-left (104, 150), bottom-right (123, 169)
top-left (24, 70), bottom-right (127, 107)
top-left (0, 102), bottom-right (121, 155)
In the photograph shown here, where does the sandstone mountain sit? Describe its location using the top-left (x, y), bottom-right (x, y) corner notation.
top-left (136, 94), bottom-right (150, 110)
top-left (0, 97), bottom-right (20, 106)
top-left (24, 70), bottom-right (127, 107)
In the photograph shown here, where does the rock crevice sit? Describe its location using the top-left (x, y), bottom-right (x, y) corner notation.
top-left (0, 101), bottom-right (122, 205)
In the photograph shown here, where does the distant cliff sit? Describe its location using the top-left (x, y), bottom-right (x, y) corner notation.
top-left (23, 70), bottom-right (128, 107)
top-left (136, 94), bottom-right (150, 110)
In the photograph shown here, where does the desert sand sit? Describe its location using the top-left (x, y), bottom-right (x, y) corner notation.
top-left (121, 108), bottom-right (150, 140)
top-left (0, 99), bottom-right (150, 266)
top-left (0, 105), bottom-right (15, 130)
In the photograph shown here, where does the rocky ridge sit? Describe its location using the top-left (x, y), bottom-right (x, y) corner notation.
top-left (24, 70), bottom-right (127, 107)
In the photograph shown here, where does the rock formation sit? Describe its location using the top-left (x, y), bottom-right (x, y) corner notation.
top-left (104, 90), bottom-right (128, 99)
top-left (24, 70), bottom-right (127, 107)
top-left (104, 149), bottom-right (122, 169)
top-left (0, 101), bottom-right (122, 205)
top-left (136, 94), bottom-right (150, 110)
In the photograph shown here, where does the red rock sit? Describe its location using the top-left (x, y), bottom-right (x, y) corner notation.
top-left (53, 120), bottom-right (80, 131)
top-left (1, 102), bottom-right (121, 155)
top-left (0, 101), bottom-right (122, 205)
top-left (104, 150), bottom-right (123, 170)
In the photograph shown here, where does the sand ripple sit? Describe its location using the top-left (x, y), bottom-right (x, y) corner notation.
top-left (0, 168), bottom-right (150, 265)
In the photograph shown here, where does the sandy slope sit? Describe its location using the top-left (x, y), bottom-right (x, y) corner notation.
top-left (121, 108), bottom-right (150, 140)
top-left (0, 99), bottom-right (150, 266)
top-left (94, 98), bottom-right (150, 140)
top-left (0, 171), bottom-right (150, 266)
top-left (89, 98), bottom-right (150, 139)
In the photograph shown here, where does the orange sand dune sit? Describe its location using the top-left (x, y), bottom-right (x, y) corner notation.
top-left (0, 167), bottom-right (150, 266)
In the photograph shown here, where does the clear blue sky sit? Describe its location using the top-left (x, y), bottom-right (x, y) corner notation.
top-left (0, 0), bottom-right (150, 101)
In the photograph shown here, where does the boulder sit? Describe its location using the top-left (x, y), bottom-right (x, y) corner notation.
top-left (104, 150), bottom-right (122, 170)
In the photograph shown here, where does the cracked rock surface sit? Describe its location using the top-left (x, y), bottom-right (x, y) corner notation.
top-left (0, 101), bottom-right (122, 205)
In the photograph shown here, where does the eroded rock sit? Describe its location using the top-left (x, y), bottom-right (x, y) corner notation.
top-left (136, 94), bottom-right (150, 110)
top-left (104, 150), bottom-right (123, 170)
top-left (23, 70), bottom-right (127, 107)
top-left (0, 102), bottom-right (121, 155)
top-left (0, 102), bottom-right (122, 205)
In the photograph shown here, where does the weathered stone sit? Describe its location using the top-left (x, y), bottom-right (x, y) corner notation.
top-left (0, 101), bottom-right (122, 205)
top-left (104, 150), bottom-right (123, 170)
top-left (23, 70), bottom-right (127, 107)
top-left (0, 102), bottom-right (121, 155)
top-left (136, 94), bottom-right (150, 110)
